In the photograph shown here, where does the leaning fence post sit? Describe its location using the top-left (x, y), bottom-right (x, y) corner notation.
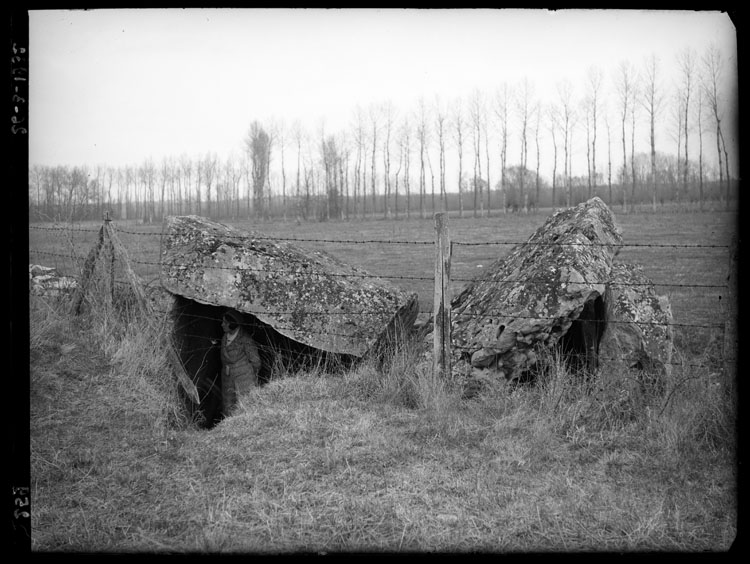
top-left (105, 222), bottom-right (153, 318)
top-left (103, 211), bottom-right (115, 305)
top-left (70, 224), bottom-right (104, 316)
top-left (433, 212), bottom-right (452, 377)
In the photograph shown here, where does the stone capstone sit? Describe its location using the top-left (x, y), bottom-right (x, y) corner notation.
top-left (159, 215), bottom-right (419, 358)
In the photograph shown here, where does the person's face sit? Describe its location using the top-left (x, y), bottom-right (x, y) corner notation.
top-left (221, 318), bottom-right (231, 333)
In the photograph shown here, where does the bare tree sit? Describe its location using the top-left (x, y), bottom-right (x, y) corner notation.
top-left (402, 116), bottom-right (412, 219)
top-left (568, 113), bottom-right (577, 206)
top-left (615, 61), bottom-right (635, 210)
top-left (265, 126), bottom-right (275, 219)
top-left (159, 158), bottom-right (170, 220)
top-left (434, 96), bottom-right (448, 212)
top-left (702, 43), bottom-right (730, 207)
top-left (349, 109), bottom-right (362, 219)
top-left (382, 101), bottom-right (395, 218)
top-left (416, 97), bottom-right (429, 219)
top-left (113, 167), bottom-right (125, 219)
top-left (203, 152), bottom-right (217, 219)
top-left (583, 98), bottom-right (592, 199)
top-left (61, 167), bottom-right (76, 219)
top-left (586, 66), bottom-right (603, 201)
top-left (368, 104), bottom-right (380, 219)
top-left (178, 155), bottom-right (192, 216)
top-left (394, 120), bottom-right (407, 219)
top-left (28, 166), bottom-right (42, 219)
top-left (321, 133), bottom-right (342, 221)
top-left (351, 106), bottom-right (367, 219)
top-left (640, 54), bottom-right (664, 211)
top-left (427, 147), bottom-right (436, 215)
top-left (515, 79), bottom-right (534, 212)
top-left (557, 79), bottom-right (575, 208)
top-left (245, 121), bottom-right (272, 220)
top-left (69, 165), bottom-right (88, 221)
top-left (452, 98), bottom-right (465, 218)
top-left (274, 120), bottom-right (288, 220)
top-left (629, 72), bottom-right (639, 210)
top-left (291, 120), bottom-right (304, 221)
top-left (55, 166), bottom-right (71, 220)
top-left (494, 84), bottom-right (511, 213)
top-left (93, 165), bottom-right (105, 218)
top-left (223, 153), bottom-right (241, 218)
top-left (124, 165), bottom-right (135, 220)
top-left (604, 111), bottom-right (613, 206)
top-left (341, 138), bottom-right (350, 220)
top-left (215, 158), bottom-right (228, 218)
top-left (677, 47), bottom-right (696, 201)
top-left (483, 104), bottom-right (492, 216)
top-left (469, 89), bottom-right (484, 216)
top-left (195, 157), bottom-right (203, 217)
top-left (669, 91), bottom-right (685, 202)
top-left (533, 102), bottom-right (541, 209)
top-left (140, 159), bottom-right (156, 223)
top-left (166, 158), bottom-right (178, 216)
top-left (104, 166), bottom-right (116, 216)
top-left (29, 165), bottom-right (44, 219)
top-left (548, 104), bottom-right (560, 209)
top-left (696, 83), bottom-right (705, 208)
top-left (300, 131), bottom-right (314, 220)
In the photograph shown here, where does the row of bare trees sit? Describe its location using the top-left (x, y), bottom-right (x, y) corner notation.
top-left (29, 44), bottom-right (735, 223)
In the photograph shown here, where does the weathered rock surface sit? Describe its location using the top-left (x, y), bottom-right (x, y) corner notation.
top-left (451, 197), bottom-right (623, 380)
top-left (160, 215), bottom-right (419, 357)
top-left (29, 264), bottom-right (77, 297)
top-left (600, 262), bottom-right (674, 376)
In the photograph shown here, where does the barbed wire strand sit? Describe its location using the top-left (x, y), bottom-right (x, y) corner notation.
top-left (29, 276), bottom-right (725, 332)
top-left (29, 223), bottom-right (731, 250)
top-left (29, 249), bottom-right (729, 290)
top-left (29, 223), bottom-right (732, 355)
top-left (29, 280), bottom-right (731, 369)
top-left (162, 304), bottom-right (722, 331)
top-left (171, 328), bottom-right (730, 372)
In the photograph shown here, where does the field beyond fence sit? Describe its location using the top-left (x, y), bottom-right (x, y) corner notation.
top-left (27, 207), bottom-right (738, 553)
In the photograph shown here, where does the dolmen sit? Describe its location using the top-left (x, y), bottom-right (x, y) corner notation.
top-left (451, 197), bottom-right (673, 386)
top-left (160, 215), bottom-right (419, 427)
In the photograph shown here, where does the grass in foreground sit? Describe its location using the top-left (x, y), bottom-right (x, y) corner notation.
top-left (28, 290), bottom-right (737, 553)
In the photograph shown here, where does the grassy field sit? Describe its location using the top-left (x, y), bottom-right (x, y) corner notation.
top-left (27, 206), bottom-right (738, 553)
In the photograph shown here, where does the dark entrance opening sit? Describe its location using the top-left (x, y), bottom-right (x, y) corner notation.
top-left (170, 295), bottom-right (356, 429)
top-left (559, 294), bottom-right (607, 377)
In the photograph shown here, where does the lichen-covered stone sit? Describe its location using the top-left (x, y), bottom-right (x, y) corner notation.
top-left (159, 215), bottom-right (418, 357)
top-left (451, 197), bottom-right (623, 380)
top-left (29, 264), bottom-right (78, 297)
top-left (600, 262), bottom-right (674, 376)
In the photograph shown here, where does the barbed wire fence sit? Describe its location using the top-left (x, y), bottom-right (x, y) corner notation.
top-left (28, 213), bottom-right (737, 379)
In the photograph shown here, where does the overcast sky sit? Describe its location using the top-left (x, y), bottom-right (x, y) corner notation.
top-left (29, 8), bottom-right (738, 177)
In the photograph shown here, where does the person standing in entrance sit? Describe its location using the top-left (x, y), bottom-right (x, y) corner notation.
top-left (220, 310), bottom-right (262, 418)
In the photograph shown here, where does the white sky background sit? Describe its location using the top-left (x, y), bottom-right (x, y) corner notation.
top-left (30, 8), bottom-right (738, 181)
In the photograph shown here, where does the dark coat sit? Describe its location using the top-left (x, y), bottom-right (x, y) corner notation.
top-left (221, 329), bottom-right (262, 385)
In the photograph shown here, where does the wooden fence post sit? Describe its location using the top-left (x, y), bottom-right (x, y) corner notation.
top-left (722, 236), bottom-right (738, 391)
top-left (433, 212), bottom-right (452, 377)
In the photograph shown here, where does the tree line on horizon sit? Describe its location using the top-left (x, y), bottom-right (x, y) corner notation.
top-left (29, 44), bottom-right (735, 223)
